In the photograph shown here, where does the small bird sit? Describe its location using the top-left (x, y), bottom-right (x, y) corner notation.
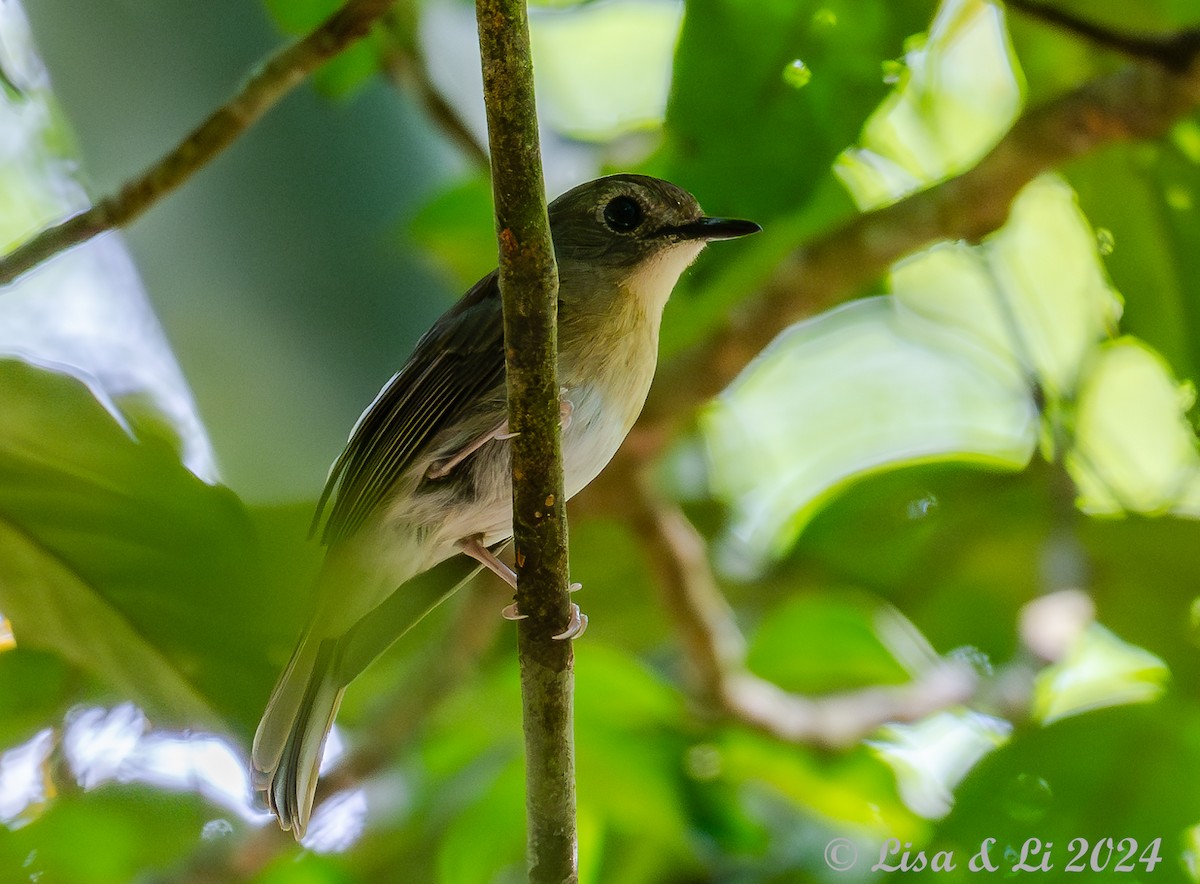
top-left (252, 173), bottom-right (759, 837)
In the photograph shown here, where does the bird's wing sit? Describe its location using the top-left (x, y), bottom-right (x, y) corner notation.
top-left (313, 271), bottom-right (506, 545)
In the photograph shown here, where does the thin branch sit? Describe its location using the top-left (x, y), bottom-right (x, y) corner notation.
top-left (378, 3), bottom-right (490, 167)
top-left (475, 0), bottom-right (577, 882)
top-left (1005, 0), bottom-right (1200, 73)
top-left (0, 0), bottom-right (399, 287)
top-left (618, 457), bottom-right (976, 747)
top-left (641, 23), bottom-right (1200, 430)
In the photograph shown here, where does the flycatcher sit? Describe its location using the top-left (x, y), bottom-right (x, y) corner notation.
top-left (253, 173), bottom-right (760, 837)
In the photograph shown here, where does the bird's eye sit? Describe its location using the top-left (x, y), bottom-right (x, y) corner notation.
top-left (603, 195), bottom-right (644, 232)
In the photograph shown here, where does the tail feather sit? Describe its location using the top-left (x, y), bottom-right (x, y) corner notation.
top-left (253, 635), bottom-right (345, 839)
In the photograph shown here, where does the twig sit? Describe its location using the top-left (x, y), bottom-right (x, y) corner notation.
top-left (475, 0), bottom-right (577, 882)
top-left (619, 458), bottom-right (976, 747)
top-left (640, 23), bottom-right (1200, 430)
top-left (1005, 0), bottom-right (1200, 73)
top-left (0, 0), bottom-right (399, 287)
top-left (379, 3), bottom-right (490, 167)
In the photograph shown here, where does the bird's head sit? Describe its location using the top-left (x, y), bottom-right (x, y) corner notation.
top-left (548, 174), bottom-right (760, 313)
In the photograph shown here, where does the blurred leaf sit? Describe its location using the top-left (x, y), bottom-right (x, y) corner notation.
top-left (1065, 138), bottom-right (1200, 389)
top-left (436, 757), bottom-right (525, 884)
top-left (869, 710), bottom-right (1012, 819)
top-left (0, 648), bottom-right (69, 747)
top-left (313, 31), bottom-right (388, 99)
top-left (263, 0), bottom-right (343, 33)
top-left (835, 0), bottom-right (1022, 207)
top-left (1069, 339), bottom-right (1200, 516)
top-left (409, 173), bottom-right (497, 291)
top-left (940, 705), bottom-right (1200, 865)
top-left (721, 728), bottom-right (923, 840)
top-left (1034, 624), bottom-right (1170, 725)
top-left (0, 360), bottom-right (281, 733)
top-left (893, 176), bottom-right (1123, 401)
top-left (0, 789), bottom-right (209, 884)
top-left (746, 592), bottom-right (928, 693)
top-left (657, 0), bottom-right (929, 219)
top-left (531, 0), bottom-right (682, 141)
top-left (704, 296), bottom-right (1037, 571)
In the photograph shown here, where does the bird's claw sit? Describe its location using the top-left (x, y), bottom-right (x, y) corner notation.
top-left (552, 604), bottom-right (588, 641)
top-left (501, 600), bottom-right (587, 639)
top-left (501, 602), bottom-right (528, 621)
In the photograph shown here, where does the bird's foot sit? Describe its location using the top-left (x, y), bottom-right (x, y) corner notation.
top-left (499, 596), bottom-right (587, 640)
top-left (553, 603), bottom-right (588, 641)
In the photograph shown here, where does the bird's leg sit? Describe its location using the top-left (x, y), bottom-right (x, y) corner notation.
top-left (459, 535), bottom-right (586, 640)
top-left (426, 420), bottom-right (513, 480)
top-left (425, 390), bottom-right (570, 482)
top-left (461, 536), bottom-right (517, 588)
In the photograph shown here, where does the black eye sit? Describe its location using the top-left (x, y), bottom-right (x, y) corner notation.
top-left (603, 195), bottom-right (644, 232)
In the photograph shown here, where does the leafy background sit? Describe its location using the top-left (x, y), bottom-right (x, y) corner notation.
top-left (3, 0), bottom-right (1200, 881)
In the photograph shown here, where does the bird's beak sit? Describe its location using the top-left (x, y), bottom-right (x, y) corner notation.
top-left (665, 217), bottom-right (762, 242)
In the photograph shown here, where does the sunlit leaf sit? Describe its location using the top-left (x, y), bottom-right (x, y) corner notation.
top-left (893, 176), bottom-right (1123, 402)
top-left (746, 592), bottom-right (931, 693)
top-left (721, 728), bottom-right (924, 839)
top-left (835, 0), bottom-right (1022, 207)
top-left (704, 297), bottom-right (1037, 570)
top-left (1033, 624), bottom-right (1170, 725)
top-left (530, 0), bottom-right (682, 142)
top-left (869, 710), bottom-right (1011, 819)
top-left (1069, 339), bottom-right (1200, 516)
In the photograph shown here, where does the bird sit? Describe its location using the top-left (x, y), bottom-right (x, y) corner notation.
top-left (251, 173), bottom-right (760, 838)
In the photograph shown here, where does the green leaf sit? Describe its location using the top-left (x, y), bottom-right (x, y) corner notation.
top-left (263, 0), bottom-right (343, 34)
top-left (0, 789), bottom-right (211, 884)
top-left (892, 176), bottom-right (1123, 402)
top-left (0, 359), bottom-right (281, 732)
top-left (746, 592), bottom-right (927, 693)
top-left (0, 648), bottom-right (69, 747)
top-left (1069, 339), bottom-right (1200, 516)
top-left (703, 296), bottom-right (1037, 569)
top-left (409, 174), bottom-right (497, 292)
top-left (1033, 624), bottom-right (1170, 725)
top-left (0, 519), bottom-right (217, 723)
top-left (657, 0), bottom-right (930, 220)
top-left (835, 0), bottom-right (1023, 207)
top-left (721, 727), bottom-right (923, 839)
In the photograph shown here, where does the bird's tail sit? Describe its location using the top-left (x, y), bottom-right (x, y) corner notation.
top-left (252, 633), bottom-right (345, 839)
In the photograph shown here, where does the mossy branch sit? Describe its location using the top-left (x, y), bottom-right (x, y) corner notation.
top-left (474, 1), bottom-right (577, 882)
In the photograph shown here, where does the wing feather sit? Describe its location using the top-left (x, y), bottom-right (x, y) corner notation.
top-left (313, 272), bottom-right (506, 545)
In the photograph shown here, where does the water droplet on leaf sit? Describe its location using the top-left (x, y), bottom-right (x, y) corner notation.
top-left (782, 59), bottom-right (812, 89)
top-left (1096, 228), bottom-right (1115, 255)
top-left (811, 8), bottom-right (837, 28)
top-left (906, 493), bottom-right (938, 520)
top-left (201, 818), bottom-right (234, 841)
top-left (1003, 773), bottom-right (1053, 823)
top-left (950, 645), bottom-right (994, 677)
top-left (881, 59), bottom-right (906, 85)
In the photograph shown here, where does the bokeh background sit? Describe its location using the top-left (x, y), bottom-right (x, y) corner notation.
top-left (3, 0), bottom-right (1200, 880)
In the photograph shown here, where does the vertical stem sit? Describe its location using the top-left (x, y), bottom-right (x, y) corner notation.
top-left (475, 1), bottom-right (577, 882)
